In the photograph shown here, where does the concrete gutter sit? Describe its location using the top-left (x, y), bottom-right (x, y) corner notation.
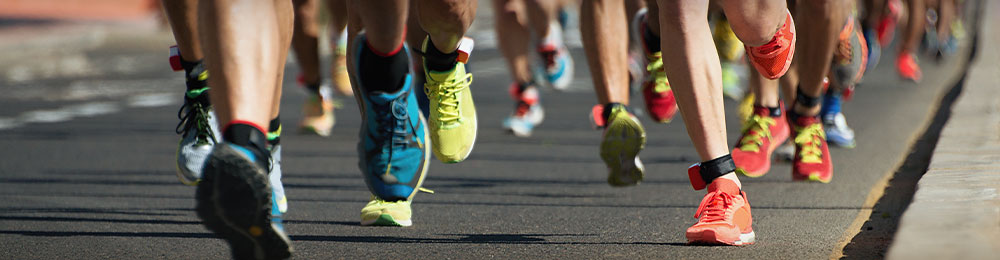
top-left (886, 0), bottom-right (1000, 258)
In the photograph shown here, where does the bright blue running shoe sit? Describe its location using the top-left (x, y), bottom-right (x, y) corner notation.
top-left (821, 93), bottom-right (856, 148)
top-left (196, 143), bottom-right (292, 260)
top-left (352, 33), bottom-right (431, 202)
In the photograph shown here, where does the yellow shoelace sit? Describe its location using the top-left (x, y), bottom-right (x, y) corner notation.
top-left (737, 115), bottom-right (777, 152)
top-left (425, 73), bottom-right (473, 127)
top-left (646, 53), bottom-right (670, 93)
top-left (794, 122), bottom-right (826, 163)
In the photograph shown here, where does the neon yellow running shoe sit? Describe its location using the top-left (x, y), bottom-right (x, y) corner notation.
top-left (360, 197), bottom-right (412, 227)
top-left (599, 103), bottom-right (647, 187)
top-left (713, 14), bottom-right (745, 62)
top-left (299, 93), bottom-right (335, 137)
top-left (422, 37), bottom-right (477, 163)
top-left (738, 92), bottom-right (756, 122)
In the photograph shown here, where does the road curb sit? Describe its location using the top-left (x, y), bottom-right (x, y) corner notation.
top-left (885, 0), bottom-right (1000, 258)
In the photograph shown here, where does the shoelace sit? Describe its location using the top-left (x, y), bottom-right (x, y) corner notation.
top-left (645, 53), bottom-right (670, 93)
top-left (175, 89), bottom-right (216, 146)
top-left (515, 101), bottom-right (531, 117)
top-left (425, 73), bottom-right (473, 127)
top-left (794, 122), bottom-right (826, 164)
top-left (694, 190), bottom-right (737, 223)
top-left (539, 46), bottom-right (558, 69)
top-left (737, 114), bottom-right (777, 152)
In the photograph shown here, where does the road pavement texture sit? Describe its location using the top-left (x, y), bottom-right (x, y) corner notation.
top-left (0, 5), bottom-right (984, 259)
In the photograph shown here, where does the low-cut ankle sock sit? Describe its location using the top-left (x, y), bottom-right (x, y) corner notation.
top-left (642, 23), bottom-right (661, 53)
top-left (179, 55), bottom-right (208, 92)
top-left (267, 117), bottom-right (281, 148)
top-left (423, 38), bottom-right (459, 72)
top-left (359, 40), bottom-right (408, 93)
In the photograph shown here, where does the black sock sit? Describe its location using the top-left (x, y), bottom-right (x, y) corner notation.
top-left (359, 40), bottom-right (409, 94)
top-left (179, 56), bottom-right (207, 92)
top-left (303, 82), bottom-right (322, 96)
top-left (268, 117), bottom-right (281, 148)
top-left (602, 102), bottom-right (624, 122)
top-left (643, 23), bottom-right (661, 53)
top-left (423, 38), bottom-right (459, 72)
top-left (222, 123), bottom-right (270, 169)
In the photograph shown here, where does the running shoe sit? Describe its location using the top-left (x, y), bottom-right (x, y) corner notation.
top-left (503, 83), bottom-right (544, 137)
top-left (172, 46), bottom-right (219, 186)
top-left (746, 10), bottom-right (796, 79)
top-left (896, 52), bottom-right (922, 82)
top-left (732, 105), bottom-right (789, 178)
top-left (633, 9), bottom-right (677, 123)
top-left (331, 28), bottom-right (353, 96)
top-left (821, 90), bottom-right (855, 148)
top-left (721, 62), bottom-right (745, 101)
top-left (685, 177), bottom-right (755, 246)
top-left (353, 33), bottom-right (431, 203)
top-left (360, 197), bottom-right (412, 227)
top-left (598, 103), bottom-right (647, 187)
top-left (713, 14), bottom-right (745, 63)
top-left (268, 133), bottom-right (288, 213)
top-left (196, 143), bottom-right (292, 260)
top-left (538, 23), bottom-right (574, 91)
top-left (715, 14), bottom-right (747, 100)
top-left (738, 93), bottom-right (755, 122)
top-left (423, 37), bottom-right (477, 163)
top-left (298, 80), bottom-right (336, 137)
top-left (876, 1), bottom-right (901, 47)
top-left (831, 17), bottom-right (868, 89)
top-left (823, 112), bottom-right (856, 148)
top-left (791, 115), bottom-right (833, 183)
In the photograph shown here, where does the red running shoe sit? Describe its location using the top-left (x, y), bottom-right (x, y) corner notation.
top-left (897, 52), bottom-right (922, 82)
top-left (746, 10), bottom-right (796, 79)
top-left (733, 105), bottom-right (790, 178)
top-left (685, 176), bottom-right (755, 246)
top-left (791, 115), bottom-right (833, 183)
top-left (634, 10), bottom-right (677, 123)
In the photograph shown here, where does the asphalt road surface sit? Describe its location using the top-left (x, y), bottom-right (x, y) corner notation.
top-left (0, 6), bottom-right (980, 259)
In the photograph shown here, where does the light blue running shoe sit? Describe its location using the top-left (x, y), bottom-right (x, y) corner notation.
top-left (538, 23), bottom-right (574, 91)
top-left (352, 33), bottom-right (431, 202)
top-left (821, 93), bottom-right (856, 148)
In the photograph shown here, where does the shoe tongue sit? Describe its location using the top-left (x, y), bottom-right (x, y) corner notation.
top-left (427, 64), bottom-right (463, 82)
top-left (367, 85), bottom-right (409, 106)
top-left (708, 179), bottom-right (740, 195)
top-left (794, 115), bottom-right (821, 126)
top-left (753, 106), bottom-right (771, 117)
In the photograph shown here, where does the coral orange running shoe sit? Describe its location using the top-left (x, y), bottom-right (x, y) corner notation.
top-left (791, 115), bottom-right (833, 183)
top-left (733, 105), bottom-right (789, 178)
top-left (746, 10), bottom-right (796, 79)
top-left (897, 52), bottom-right (922, 82)
top-left (685, 177), bottom-right (755, 246)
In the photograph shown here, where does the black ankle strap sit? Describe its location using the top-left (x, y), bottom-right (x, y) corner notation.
top-left (699, 154), bottom-right (735, 185)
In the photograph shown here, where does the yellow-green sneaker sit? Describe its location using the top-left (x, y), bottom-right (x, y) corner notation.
top-left (422, 37), bottom-right (477, 163)
top-left (360, 197), bottom-right (412, 227)
top-left (598, 103), bottom-right (647, 187)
